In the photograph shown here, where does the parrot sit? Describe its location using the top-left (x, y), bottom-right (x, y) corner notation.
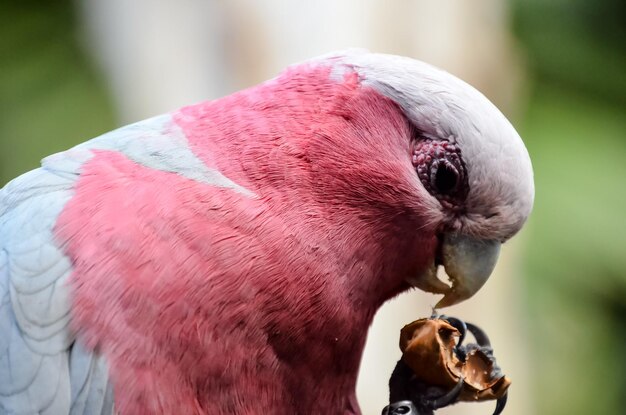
top-left (0, 50), bottom-right (534, 414)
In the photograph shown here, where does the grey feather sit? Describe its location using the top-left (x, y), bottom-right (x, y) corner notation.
top-left (0, 165), bottom-right (87, 415)
top-left (68, 343), bottom-right (111, 415)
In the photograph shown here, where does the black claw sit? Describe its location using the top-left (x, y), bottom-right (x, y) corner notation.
top-left (466, 322), bottom-right (491, 347)
top-left (442, 316), bottom-right (467, 348)
top-left (430, 376), bottom-right (464, 410)
top-left (493, 391), bottom-right (508, 415)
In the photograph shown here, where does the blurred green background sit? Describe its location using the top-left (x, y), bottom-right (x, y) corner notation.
top-left (0, 0), bottom-right (114, 182)
top-left (1, 1), bottom-right (624, 414)
top-left (513, 0), bottom-right (626, 413)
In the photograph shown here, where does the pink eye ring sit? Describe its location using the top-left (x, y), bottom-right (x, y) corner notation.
top-left (411, 139), bottom-right (467, 205)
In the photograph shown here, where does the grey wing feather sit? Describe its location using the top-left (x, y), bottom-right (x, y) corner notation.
top-left (68, 343), bottom-right (112, 415)
top-left (0, 158), bottom-right (114, 415)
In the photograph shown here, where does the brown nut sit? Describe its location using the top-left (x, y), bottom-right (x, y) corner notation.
top-left (399, 318), bottom-right (511, 402)
top-left (460, 348), bottom-right (511, 401)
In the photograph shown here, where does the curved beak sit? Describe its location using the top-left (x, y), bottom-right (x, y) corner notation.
top-left (407, 234), bottom-right (501, 308)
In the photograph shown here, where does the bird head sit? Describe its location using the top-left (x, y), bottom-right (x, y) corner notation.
top-left (312, 51), bottom-right (535, 307)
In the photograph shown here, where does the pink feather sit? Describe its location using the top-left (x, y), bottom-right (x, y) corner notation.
top-left (55, 63), bottom-right (437, 414)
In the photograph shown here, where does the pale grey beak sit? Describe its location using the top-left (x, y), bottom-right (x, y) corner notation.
top-left (406, 234), bottom-right (501, 308)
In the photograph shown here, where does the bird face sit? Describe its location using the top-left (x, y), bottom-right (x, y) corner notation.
top-left (333, 51), bottom-right (535, 307)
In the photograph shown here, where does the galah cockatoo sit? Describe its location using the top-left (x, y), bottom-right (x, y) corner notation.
top-left (0, 51), bottom-right (533, 414)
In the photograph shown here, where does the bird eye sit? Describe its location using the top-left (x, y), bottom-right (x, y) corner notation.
top-left (412, 139), bottom-right (467, 204)
top-left (432, 162), bottom-right (459, 195)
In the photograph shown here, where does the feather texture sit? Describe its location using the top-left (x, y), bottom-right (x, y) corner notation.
top-left (0, 166), bottom-right (75, 414)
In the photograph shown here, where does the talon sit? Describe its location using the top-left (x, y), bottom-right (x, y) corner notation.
top-left (493, 391), bottom-right (508, 415)
top-left (466, 322), bottom-right (491, 347)
top-left (443, 316), bottom-right (467, 349)
top-left (429, 376), bottom-right (464, 410)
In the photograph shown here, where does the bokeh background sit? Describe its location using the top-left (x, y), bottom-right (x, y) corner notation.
top-left (1, 1), bottom-right (625, 414)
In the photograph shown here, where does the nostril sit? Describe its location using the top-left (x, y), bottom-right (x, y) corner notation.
top-left (485, 211), bottom-right (499, 219)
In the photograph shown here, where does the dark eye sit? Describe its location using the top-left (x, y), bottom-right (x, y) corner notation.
top-left (412, 139), bottom-right (467, 204)
top-left (432, 162), bottom-right (459, 194)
